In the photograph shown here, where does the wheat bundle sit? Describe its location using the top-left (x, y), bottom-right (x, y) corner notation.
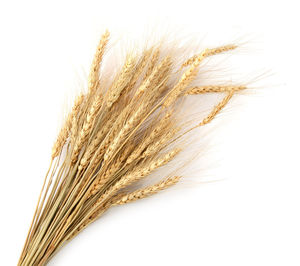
top-left (18, 30), bottom-right (247, 265)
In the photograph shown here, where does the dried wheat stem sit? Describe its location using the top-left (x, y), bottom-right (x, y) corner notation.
top-left (18, 159), bottom-right (54, 263)
top-left (24, 157), bottom-right (65, 259)
top-left (22, 171), bottom-right (69, 264)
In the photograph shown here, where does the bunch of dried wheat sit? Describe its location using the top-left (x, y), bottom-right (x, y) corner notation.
top-left (18, 30), bottom-right (246, 265)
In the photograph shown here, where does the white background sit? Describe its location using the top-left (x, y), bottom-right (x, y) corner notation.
top-left (0, 0), bottom-right (299, 265)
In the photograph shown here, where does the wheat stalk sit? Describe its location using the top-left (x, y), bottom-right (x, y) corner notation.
top-left (18, 30), bottom-right (248, 265)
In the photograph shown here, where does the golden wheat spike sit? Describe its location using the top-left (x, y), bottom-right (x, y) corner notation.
top-left (200, 91), bottom-right (234, 126)
top-left (135, 56), bottom-right (172, 96)
top-left (163, 50), bottom-right (208, 108)
top-left (52, 94), bottom-right (84, 159)
top-left (125, 48), bottom-right (153, 90)
top-left (114, 176), bottom-right (181, 205)
top-left (187, 85), bottom-right (246, 94)
top-left (182, 44), bottom-right (237, 68)
top-left (88, 30), bottom-right (110, 94)
top-left (107, 55), bottom-right (136, 108)
top-left (144, 46), bottom-right (160, 81)
top-left (72, 95), bottom-right (102, 163)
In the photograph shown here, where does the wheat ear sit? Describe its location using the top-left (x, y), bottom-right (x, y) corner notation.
top-left (187, 85), bottom-right (246, 94)
top-left (88, 30), bottom-right (110, 94)
top-left (113, 176), bottom-right (181, 205)
top-left (52, 94), bottom-right (84, 159)
top-left (182, 44), bottom-right (237, 68)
